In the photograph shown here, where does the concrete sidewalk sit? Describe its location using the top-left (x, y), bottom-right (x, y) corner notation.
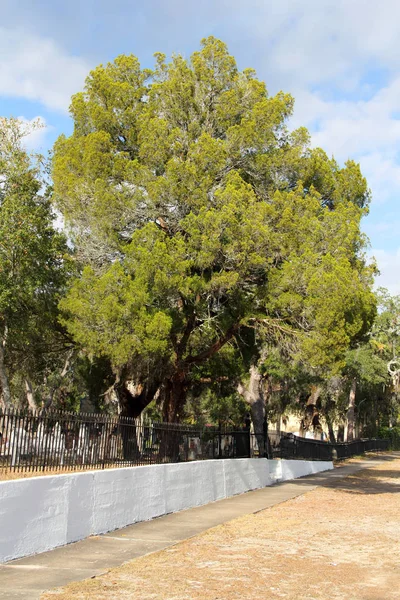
top-left (0, 453), bottom-right (397, 600)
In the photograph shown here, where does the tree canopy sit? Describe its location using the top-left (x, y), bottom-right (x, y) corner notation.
top-left (0, 118), bottom-right (70, 408)
top-left (53, 37), bottom-right (376, 422)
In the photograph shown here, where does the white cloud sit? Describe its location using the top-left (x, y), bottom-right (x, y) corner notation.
top-left (206, 2), bottom-right (399, 216)
top-left (15, 116), bottom-right (52, 152)
top-left (248, 0), bottom-right (400, 92)
top-left (364, 218), bottom-right (400, 237)
top-left (0, 27), bottom-right (89, 113)
top-left (244, 4), bottom-right (400, 207)
top-left (291, 83), bottom-right (400, 204)
top-left (370, 248), bottom-right (400, 295)
top-left (298, 77), bottom-right (400, 158)
top-left (358, 153), bottom-right (400, 205)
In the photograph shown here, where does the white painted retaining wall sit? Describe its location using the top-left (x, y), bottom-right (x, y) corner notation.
top-left (0, 458), bottom-right (333, 563)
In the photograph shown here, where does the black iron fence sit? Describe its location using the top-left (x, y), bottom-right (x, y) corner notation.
top-left (274, 433), bottom-right (389, 461)
top-left (0, 408), bottom-right (261, 472)
top-left (0, 408), bottom-right (389, 473)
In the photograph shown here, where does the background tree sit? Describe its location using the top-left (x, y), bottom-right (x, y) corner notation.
top-left (352, 289), bottom-right (400, 436)
top-left (0, 117), bottom-right (71, 409)
top-left (237, 177), bottom-right (375, 437)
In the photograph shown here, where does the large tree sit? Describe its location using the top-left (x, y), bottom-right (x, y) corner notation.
top-left (53, 37), bottom-right (375, 422)
top-left (0, 118), bottom-right (70, 408)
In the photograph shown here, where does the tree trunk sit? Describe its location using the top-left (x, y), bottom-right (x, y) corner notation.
top-left (113, 377), bottom-right (161, 418)
top-left (162, 372), bottom-right (187, 423)
top-left (346, 378), bottom-right (357, 442)
top-left (337, 424), bottom-right (345, 442)
top-left (117, 378), bottom-right (161, 460)
top-left (325, 412), bottom-right (336, 443)
top-left (0, 335), bottom-right (11, 408)
top-left (300, 386), bottom-right (321, 438)
top-left (25, 378), bottom-right (37, 411)
top-left (113, 372), bottom-right (187, 462)
top-left (44, 348), bottom-right (74, 409)
top-left (157, 372), bottom-right (187, 462)
top-left (238, 365), bottom-right (267, 457)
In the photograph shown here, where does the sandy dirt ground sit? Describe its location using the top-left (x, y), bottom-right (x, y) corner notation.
top-left (0, 469), bottom-right (88, 481)
top-left (42, 459), bottom-right (400, 600)
top-left (0, 465), bottom-right (122, 481)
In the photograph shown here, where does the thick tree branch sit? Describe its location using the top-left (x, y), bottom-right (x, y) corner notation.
top-left (184, 322), bottom-right (241, 366)
top-left (247, 317), bottom-right (301, 337)
top-left (43, 348), bottom-right (74, 409)
top-left (176, 313), bottom-right (197, 360)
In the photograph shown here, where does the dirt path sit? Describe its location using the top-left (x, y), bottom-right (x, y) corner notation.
top-left (41, 458), bottom-right (400, 600)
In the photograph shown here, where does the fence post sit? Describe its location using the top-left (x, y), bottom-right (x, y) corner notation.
top-left (10, 432), bottom-right (19, 468)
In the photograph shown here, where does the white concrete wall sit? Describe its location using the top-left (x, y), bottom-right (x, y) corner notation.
top-left (280, 459), bottom-right (333, 481)
top-left (0, 458), bottom-right (333, 563)
top-left (268, 459), bottom-right (333, 483)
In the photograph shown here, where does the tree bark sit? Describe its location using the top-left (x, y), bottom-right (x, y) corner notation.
top-left (162, 372), bottom-right (187, 423)
top-left (118, 378), bottom-right (162, 418)
top-left (25, 378), bottom-right (37, 411)
top-left (44, 348), bottom-right (74, 409)
top-left (238, 365), bottom-right (267, 457)
top-left (0, 333), bottom-right (11, 408)
top-left (154, 372), bottom-right (187, 461)
top-left (112, 378), bottom-right (161, 460)
top-left (346, 378), bottom-right (357, 442)
top-left (325, 412), bottom-right (336, 443)
top-left (300, 386), bottom-right (321, 438)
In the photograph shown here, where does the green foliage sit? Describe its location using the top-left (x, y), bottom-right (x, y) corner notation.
top-left (377, 426), bottom-right (400, 449)
top-left (345, 346), bottom-right (388, 386)
top-left (52, 37), bottom-right (376, 418)
top-left (336, 291), bottom-right (400, 435)
top-left (206, 392), bottom-right (248, 428)
top-left (0, 119), bottom-right (67, 323)
top-left (0, 117), bottom-right (71, 406)
top-left (266, 188), bottom-right (376, 372)
top-left (358, 291), bottom-right (400, 429)
top-left (371, 289), bottom-right (400, 361)
top-left (60, 259), bottom-right (173, 367)
top-left (191, 389), bottom-right (248, 428)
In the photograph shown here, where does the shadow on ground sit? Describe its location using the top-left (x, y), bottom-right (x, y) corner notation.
top-left (287, 453), bottom-right (400, 495)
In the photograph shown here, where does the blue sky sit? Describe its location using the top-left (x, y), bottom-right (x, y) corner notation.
top-left (2, 0), bottom-right (400, 292)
